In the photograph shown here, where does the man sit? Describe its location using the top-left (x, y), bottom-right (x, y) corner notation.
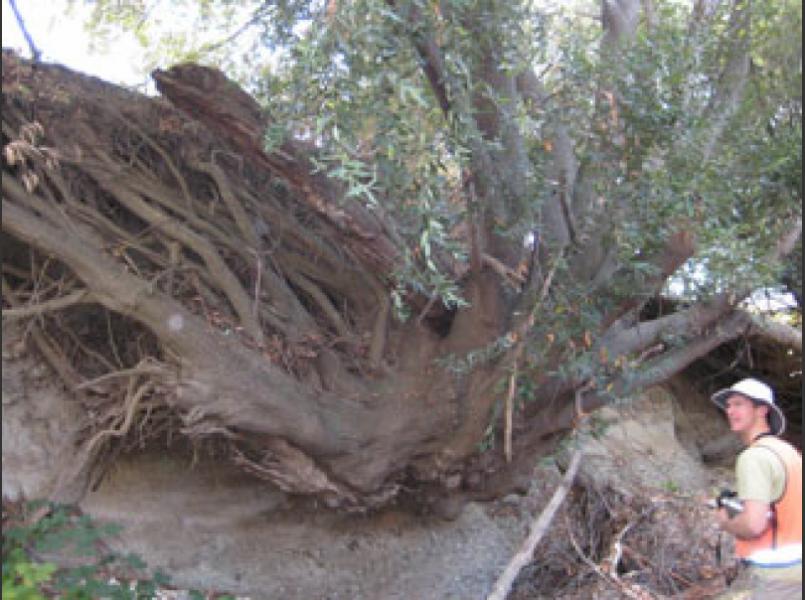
top-left (710, 377), bottom-right (802, 599)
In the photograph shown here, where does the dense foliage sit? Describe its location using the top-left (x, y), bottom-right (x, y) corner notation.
top-left (77, 0), bottom-right (801, 310)
top-left (2, 502), bottom-right (178, 599)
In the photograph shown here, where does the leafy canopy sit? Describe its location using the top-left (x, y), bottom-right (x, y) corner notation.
top-left (74, 0), bottom-right (801, 306)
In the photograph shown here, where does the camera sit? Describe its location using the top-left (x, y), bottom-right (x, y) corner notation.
top-left (706, 489), bottom-right (743, 517)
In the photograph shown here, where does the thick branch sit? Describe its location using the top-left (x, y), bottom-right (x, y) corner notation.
top-left (526, 314), bottom-right (748, 444)
top-left (516, 68), bottom-right (578, 251)
top-left (699, 0), bottom-right (751, 160)
top-left (391, 1), bottom-right (529, 265)
top-left (619, 310), bottom-right (752, 392)
top-left (386, 0), bottom-right (451, 116)
top-left (602, 217), bottom-right (801, 358)
top-left (601, 0), bottom-right (641, 49)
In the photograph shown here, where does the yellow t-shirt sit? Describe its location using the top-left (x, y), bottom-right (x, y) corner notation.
top-left (735, 445), bottom-right (786, 503)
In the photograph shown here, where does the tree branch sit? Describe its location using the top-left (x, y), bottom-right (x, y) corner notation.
top-left (601, 294), bottom-right (735, 360)
top-left (601, 217), bottom-right (801, 359)
top-left (601, 0), bottom-right (641, 49)
top-left (619, 310), bottom-right (753, 392)
top-left (699, 0), bottom-right (751, 160)
top-left (516, 60), bottom-right (596, 265)
top-left (386, 0), bottom-right (451, 116)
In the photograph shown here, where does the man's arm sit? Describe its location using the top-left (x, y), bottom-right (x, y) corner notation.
top-left (716, 499), bottom-right (772, 539)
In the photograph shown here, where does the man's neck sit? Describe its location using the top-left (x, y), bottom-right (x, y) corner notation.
top-left (741, 425), bottom-right (772, 446)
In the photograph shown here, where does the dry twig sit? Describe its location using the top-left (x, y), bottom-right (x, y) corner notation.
top-left (566, 510), bottom-right (659, 600)
top-left (504, 363), bottom-right (517, 463)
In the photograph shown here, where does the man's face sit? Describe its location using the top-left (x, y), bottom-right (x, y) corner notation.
top-left (724, 394), bottom-right (765, 433)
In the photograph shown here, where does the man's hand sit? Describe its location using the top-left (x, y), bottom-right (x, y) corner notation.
top-left (716, 499), bottom-right (772, 540)
top-left (714, 506), bottom-right (731, 528)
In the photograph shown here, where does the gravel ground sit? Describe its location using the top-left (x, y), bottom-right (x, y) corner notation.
top-left (77, 452), bottom-right (549, 600)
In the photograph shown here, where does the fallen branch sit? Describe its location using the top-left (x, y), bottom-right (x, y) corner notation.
top-left (485, 445), bottom-right (584, 600)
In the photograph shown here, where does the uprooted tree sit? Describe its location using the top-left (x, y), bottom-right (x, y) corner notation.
top-left (2, 0), bottom-right (801, 511)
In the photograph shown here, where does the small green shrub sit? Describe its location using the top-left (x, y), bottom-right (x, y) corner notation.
top-left (2, 501), bottom-right (170, 599)
top-left (662, 480), bottom-right (682, 493)
top-left (3, 545), bottom-right (56, 598)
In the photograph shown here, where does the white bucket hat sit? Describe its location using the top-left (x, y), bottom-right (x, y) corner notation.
top-left (711, 378), bottom-right (786, 436)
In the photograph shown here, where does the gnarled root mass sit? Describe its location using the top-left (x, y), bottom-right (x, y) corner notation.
top-left (1, 50), bottom-right (398, 508)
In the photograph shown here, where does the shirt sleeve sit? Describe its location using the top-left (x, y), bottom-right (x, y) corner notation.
top-left (735, 446), bottom-right (785, 503)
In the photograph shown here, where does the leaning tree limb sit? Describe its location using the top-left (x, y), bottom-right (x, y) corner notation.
top-left (617, 310), bottom-right (755, 394)
top-left (485, 444), bottom-right (584, 600)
